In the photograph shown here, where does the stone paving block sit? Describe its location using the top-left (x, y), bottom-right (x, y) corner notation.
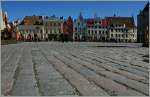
top-left (31, 48), bottom-right (76, 96)
top-left (53, 52), bottom-right (140, 96)
top-left (10, 47), bottom-right (39, 96)
top-left (99, 71), bottom-right (149, 95)
top-left (1, 42), bottom-right (149, 96)
top-left (72, 53), bottom-right (148, 83)
top-left (1, 46), bottom-right (24, 95)
top-left (43, 52), bottom-right (108, 96)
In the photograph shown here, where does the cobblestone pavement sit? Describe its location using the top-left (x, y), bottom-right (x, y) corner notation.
top-left (1, 42), bottom-right (149, 96)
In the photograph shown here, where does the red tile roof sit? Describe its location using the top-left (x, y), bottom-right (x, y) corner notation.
top-left (20, 16), bottom-right (42, 25)
top-left (106, 16), bottom-right (135, 28)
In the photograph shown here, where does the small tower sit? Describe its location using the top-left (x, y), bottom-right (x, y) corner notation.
top-left (113, 13), bottom-right (116, 17)
top-left (79, 12), bottom-right (83, 21)
top-left (94, 12), bottom-right (97, 18)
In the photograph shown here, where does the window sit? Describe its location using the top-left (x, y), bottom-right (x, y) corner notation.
top-left (50, 23), bottom-right (52, 26)
top-left (106, 31), bottom-right (108, 34)
top-left (78, 22), bottom-right (80, 26)
top-left (92, 30), bottom-right (93, 34)
top-left (88, 30), bottom-right (90, 34)
top-left (75, 27), bottom-right (77, 31)
top-left (58, 23), bottom-right (61, 26)
top-left (111, 29), bottom-right (113, 32)
top-left (95, 31), bottom-right (97, 34)
top-left (54, 23), bottom-right (56, 26)
top-left (59, 29), bottom-right (61, 33)
top-left (99, 31), bottom-right (101, 34)
top-left (111, 34), bottom-right (113, 37)
top-left (46, 29), bottom-right (48, 33)
top-left (103, 31), bottom-right (104, 34)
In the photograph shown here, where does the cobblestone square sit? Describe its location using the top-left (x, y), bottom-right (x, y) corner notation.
top-left (1, 42), bottom-right (149, 96)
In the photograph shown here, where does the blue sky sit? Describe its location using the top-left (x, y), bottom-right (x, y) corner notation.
top-left (1, 1), bottom-right (148, 25)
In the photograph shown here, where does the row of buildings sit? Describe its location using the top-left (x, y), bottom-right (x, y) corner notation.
top-left (1, 2), bottom-right (149, 44)
top-left (17, 14), bottom-right (137, 42)
top-left (73, 13), bottom-right (137, 42)
top-left (18, 15), bottom-right (73, 41)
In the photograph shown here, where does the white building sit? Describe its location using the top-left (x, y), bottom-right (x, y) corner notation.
top-left (43, 16), bottom-right (64, 41)
top-left (0, 11), bottom-right (6, 31)
top-left (73, 13), bottom-right (87, 41)
top-left (86, 18), bottom-right (108, 41)
top-left (18, 15), bottom-right (64, 41)
top-left (106, 16), bottom-right (137, 42)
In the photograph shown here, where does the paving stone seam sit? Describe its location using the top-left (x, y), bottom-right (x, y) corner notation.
top-left (31, 56), bottom-right (44, 96)
top-left (88, 48), bottom-right (149, 69)
top-left (38, 46), bottom-right (81, 96)
top-left (50, 49), bottom-right (116, 95)
top-left (66, 48), bottom-right (148, 83)
top-left (3, 46), bottom-right (24, 96)
top-left (54, 49), bottom-right (146, 96)
top-left (79, 51), bottom-right (149, 79)
top-left (40, 46), bottom-right (109, 96)
top-left (54, 46), bottom-right (147, 95)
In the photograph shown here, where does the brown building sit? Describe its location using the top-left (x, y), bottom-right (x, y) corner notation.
top-left (18, 15), bottom-right (44, 41)
top-left (62, 16), bottom-right (73, 41)
top-left (20, 15), bottom-right (42, 25)
top-left (137, 2), bottom-right (149, 46)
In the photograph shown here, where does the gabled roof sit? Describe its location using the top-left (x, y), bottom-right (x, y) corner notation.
top-left (20, 15), bottom-right (43, 25)
top-left (106, 16), bottom-right (135, 28)
top-left (143, 2), bottom-right (149, 13)
top-left (86, 18), bottom-right (108, 26)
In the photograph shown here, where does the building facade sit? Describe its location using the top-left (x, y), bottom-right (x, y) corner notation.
top-left (1, 11), bottom-right (10, 39)
top-left (73, 13), bottom-right (87, 41)
top-left (137, 2), bottom-right (149, 46)
top-left (17, 14), bottom-right (138, 43)
top-left (1, 11), bottom-right (19, 40)
top-left (18, 15), bottom-right (44, 41)
top-left (106, 16), bottom-right (137, 42)
top-left (18, 15), bottom-right (64, 41)
top-left (86, 17), bottom-right (108, 41)
top-left (63, 16), bottom-right (73, 41)
top-left (0, 11), bottom-right (6, 31)
top-left (43, 16), bottom-right (64, 41)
